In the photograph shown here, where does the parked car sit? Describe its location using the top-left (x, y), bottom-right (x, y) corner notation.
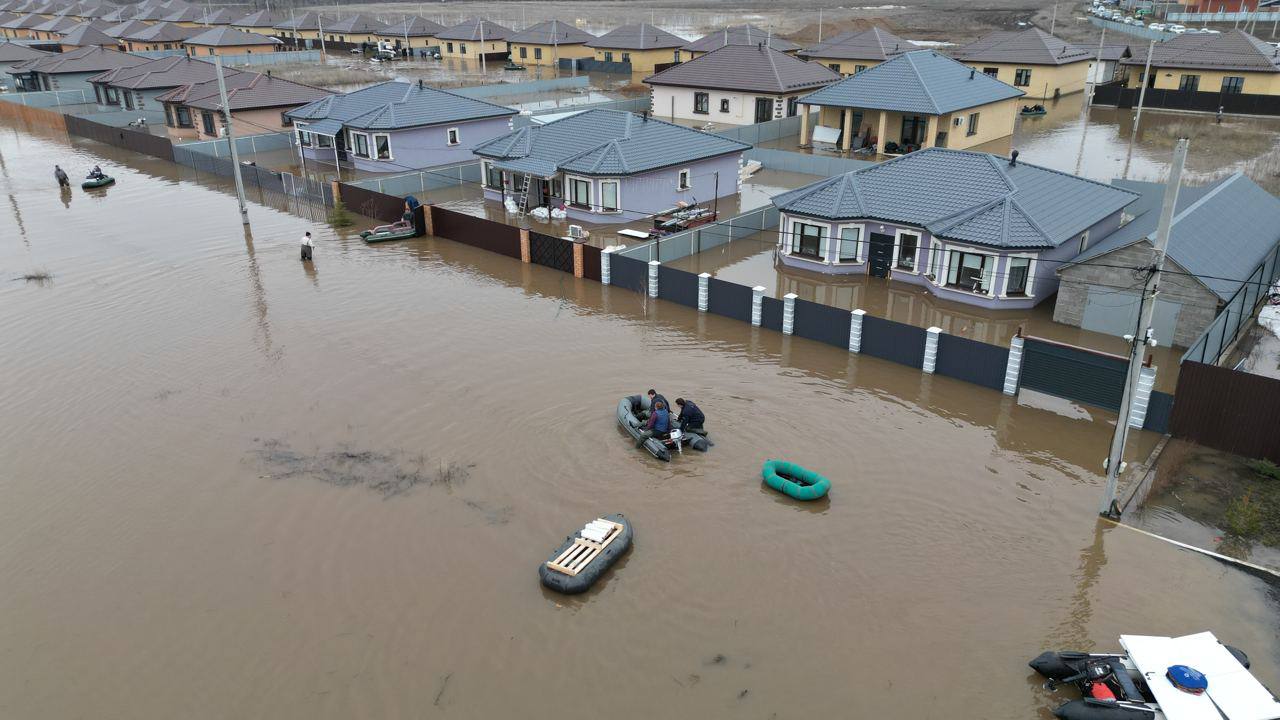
top-left (1168, 24), bottom-right (1187, 33)
top-left (1202, 28), bottom-right (1221, 33)
top-left (1122, 16), bottom-right (1135, 24)
top-left (1133, 19), bottom-right (1146, 27)
top-left (1148, 22), bottom-right (1167, 30)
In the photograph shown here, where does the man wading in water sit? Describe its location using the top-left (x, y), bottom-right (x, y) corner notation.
top-left (300, 231), bottom-right (313, 262)
top-left (54, 165), bottom-right (69, 188)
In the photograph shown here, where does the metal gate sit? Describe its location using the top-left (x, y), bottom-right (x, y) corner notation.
top-left (1019, 337), bottom-right (1128, 412)
top-left (529, 231), bottom-right (574, 272)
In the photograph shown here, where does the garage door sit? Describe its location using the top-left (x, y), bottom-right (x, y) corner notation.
top-left (1081, 288), bottom-right (1181, 345)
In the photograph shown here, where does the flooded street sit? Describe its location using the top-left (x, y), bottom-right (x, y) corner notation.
top-left (1, 118), bottom-right (1278, 719)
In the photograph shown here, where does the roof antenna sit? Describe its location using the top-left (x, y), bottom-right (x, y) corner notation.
top-left (969, 67), bottom-right (974, 79)
top-left (1009, 149), bottom-right (1019, 167)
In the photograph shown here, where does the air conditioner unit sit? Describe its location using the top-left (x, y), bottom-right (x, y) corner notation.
top-left (568, 224), bottom-right (584, 239)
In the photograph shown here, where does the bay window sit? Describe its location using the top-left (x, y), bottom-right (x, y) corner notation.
top-left (896, 232), bottom-right (918, 271)
top-left (837, 226), bottom-right (860, 262)
top-left (945, 249), bottom-right (994, 294)
top-left (791, 221), bottom-right (823, 259)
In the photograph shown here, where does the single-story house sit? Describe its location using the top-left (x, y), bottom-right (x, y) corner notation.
top-left (770, 147), bottom-right (1139, 309)
top-left (287, 79), bottom-right (517, 171)
top-left (7, 42), bottom-right (144, 90)
top-left (506, 19), bottom-right (594, 67)
top-left (103, 18), bottom-right (145, 38)
top-left (322, 14), bottom-right (386, 48)
top-left (1122, 29), bottom-right (1280, 96)
top-left (194, 8), bottom-right (235, 26)
top-left (230, 10), bottom-right (281, 36)
top-left (131, 6), bottom-right (170, 23)
top-left (98, 6), bottom-right (138, 24)
top-left (29, 15), bottom-right (79, 41)
top-left (2, 12), bottom-right (45, 38)
top-left (57, 20), bottom-right (115, 50)
top-left (1055, 173), bottom-right (1280, 347)
top-left (434, 18), bottom-right (510, 60)
top-left (796, 50), bottom-right (1023, 154)
top-left (797, 26), bottom-right (912, 76)
top-left (473, 108), bottom-right (751, 223)
top-left (1088, 43), bottom-right (1131, 84)
top-left (680, 24), bottom-right (800, 60)
top-left (373, 16), bottom-right (446, 54)
top-left (587, 23), bottom-right (685, 73)
top-left (120, 21), bottom-right (196, 52)
top-left (644, 44), bottom-right (839, 125)
top-left (90, 54), bottom-right (222, 110)
top-left (157, 70), bottom-right (330, 140)
top-left (160, 6), bottom-right (205, 27)
top-left (0, 38), bottom-right (49, 79)
top-left (272, 12), bottom-right (325, 48)
top-left (182, 26), bottom-right (278, 56)
top-left (951, 28), bottom-right (1093, 99)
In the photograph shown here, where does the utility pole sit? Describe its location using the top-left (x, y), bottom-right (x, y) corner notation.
top-left (1089, 25), bottom-right (1107, 106)
top-left (1099, 138), bottom-right (1187, 518)
top-left (317, 11), bottom-right (328, 58)
top-left (1049, 2), bottom-right (1058, 35)
top-left (817, 8), bottom-right (823, 42)
top-left (479, 18), bottom-right (486, 72)
top-left (1122, 38), bottom-right (1156, 179)
top-left (214, 55), bottom-right (250, 225)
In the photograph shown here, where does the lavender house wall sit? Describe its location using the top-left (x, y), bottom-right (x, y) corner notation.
top-left (300, 115), bottom-right (513, 171)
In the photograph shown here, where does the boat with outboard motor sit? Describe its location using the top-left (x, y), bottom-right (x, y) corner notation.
top-left (1030, 631), bottom-right (1280, 720)
top-left (82, 175), bottom-right (114, 189)
top-left (616, 394), bottom-right (709, 461)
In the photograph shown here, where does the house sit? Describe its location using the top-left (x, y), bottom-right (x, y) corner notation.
top-left (98, 6), bottom-right (138, 24)
top-left (373, 16), bottom-right (445, 55)
top-left (230, 10), bottom-right (280, 36)
top-left (90, 55), bottom-right (222, 110)
top-left (769, 147), bottom-right (1138, 309)
top-left (286, 80), bottom-right (517, 171)
top-left (103, 18), bottom-right (146, 39)
top-left (644, 44), bottom-right (839, 125)
top-left (434, 18), bottom-right (509, 60)
top-left (472, 108), bottom-right (751, 223)
top-left (156, 70), bottom-right (329, 140)
top-left (29, 15), bottom-right (79, 41)
top-left (182, 26), bottom-right (278, 56)
top-left (322, 14), bottom-right (386, 49)
top-left (1121, 30), bottom-right (1280, 96)
top-left (797, 27), bottom-right (913, 76)
top-left (57, 20), bottom-right (115, 50)
top-left (951, 28), bottom-right (1093, 99)
top-left (194, 8), bottom-right (235, 26)
top-left (7, 43), bottom-right (144, 90)
top-left (131, 5), bottom-right (170, 23)
top-left (0, 39), bottom-right (49, 79)
top-left (1089, 43), bottom-right (1131, 84)
top-left (587, 23), bottom-right (685, 72)
top-left (506, 20), bottom-right (594, 67)
top-left (2, 13), bottom-right (45, 38)
top-left (272, 12), bottom-right (325, 48)
top-left (119, 21), bottom-right (196, 52)
top-left (680, 24), bottom-right (800, 60)
top-left (1055, 173), bottom-right (1280, 347)
top-left (160, 6), bottom-right (204, 27)
top-left (796, 50), bottom-right (1023, 154)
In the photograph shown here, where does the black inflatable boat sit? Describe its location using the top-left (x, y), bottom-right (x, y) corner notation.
top-left (616, 394), bottom-right (709, 461)
top-left (539, 513), bottom-right (633, 594)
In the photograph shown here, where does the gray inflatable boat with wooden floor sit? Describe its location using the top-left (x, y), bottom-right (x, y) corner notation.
top-left (539, 514), bottom-right (633, 594)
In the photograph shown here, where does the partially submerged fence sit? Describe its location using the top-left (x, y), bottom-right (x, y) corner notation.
top-left (0, 88), bottom-right (95, 108)
top-left (452, 75), bottom-right (589, 99)
top-left (64, 114), bottom-right (173, 161)
top-left (1093, 82), bottom-right (1280, 116)
top-left (0, 93), bottom-right (65, 128)
top-left (176, 131), bottom-right (295, 158)
top-left (343, 161), bottom-right (481, 197)
top-left (1182, 240), bottom-right (1280, 365)
top-left (711, 112), bottom-right (812, 144)
top-left (174, 138), bottom-right (333, 207)
top-left (1089, 16), bottom-right (1174, 40)
top-left (616, 205), bottom-right (779, 264)
top-left (1170, 361), bottom-right (1280, 463)
top-left (219, 49), bottom-right (322, 66)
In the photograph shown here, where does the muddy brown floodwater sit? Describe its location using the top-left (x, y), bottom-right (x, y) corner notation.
top-left (1, 118), bottom-right (1278, 719)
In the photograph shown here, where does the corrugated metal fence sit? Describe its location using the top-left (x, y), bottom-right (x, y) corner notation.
top-left (64, 114), bottom-right (173, 161)
top-left (1170, 361), bottom-right (1280, 463)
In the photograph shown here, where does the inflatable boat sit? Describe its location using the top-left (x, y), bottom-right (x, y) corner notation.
top-left (82, 175), bottom-right (114, 189)
top-left (616, 394), bottom-right (709, 461)
top-left (1029, 632), bottom-right (1278, 720)
top-left (539, 513), bottom-right (633, 594)
top-left (360, 220), bottom-right (417, 243)
top-left (762, 459), bottom-right (830, 500)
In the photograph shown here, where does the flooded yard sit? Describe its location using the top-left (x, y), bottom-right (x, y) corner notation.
top-left (1, 116), bottom-right (1278, 719)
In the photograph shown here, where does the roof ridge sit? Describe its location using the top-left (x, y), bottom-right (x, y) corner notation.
top-left (1007, 196), bottom-right (1053, 241)
top-left (903, 51), bottom-right (940, 114)
top-left (1171, 171), bottom-right (1241, 224)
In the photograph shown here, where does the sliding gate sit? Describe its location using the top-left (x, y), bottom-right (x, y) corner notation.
top-left (1019, 337), bottom-right (1128, 412)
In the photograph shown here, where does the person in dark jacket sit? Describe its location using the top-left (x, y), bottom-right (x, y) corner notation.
top-left (644, 388), bottom-right (669, 419)
top-left (54, 165), bottom-right (69, 187)
top-left (674, 398), bottom-right (705, 434)
top-left (636, 400), bottom-right (669, 447)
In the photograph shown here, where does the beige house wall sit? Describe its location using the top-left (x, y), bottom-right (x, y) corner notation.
top-left (962, 60), bottom-right (1089, 99)
top-left (438, 38), bottom-right (508, 59)
top-left (324, 31), bottom-right (380, 45)
top-left (124, 39), bottom-right (184, 52)
top-left (186, 106), bottom-right (296, 140)
top-left (232, 24), bottom-right (277, 35)
top-left (184, 42), bottom-right (277, 56)
top-left (938, 96), bottom-right (1019, 150)
top-left (1125, 66), bottom-right (1280, 94)
top-left (373, 33), bottom-right (438, 49)
top-left (592, 46), bottom-right (683, 72)
top-left (509, 42), bottom-right (592, 66)
top-left (805, 55), bottom-right (884, 77)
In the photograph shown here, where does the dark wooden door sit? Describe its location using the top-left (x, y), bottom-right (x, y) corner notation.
top-left (868, 233), bottom-right (894, 277)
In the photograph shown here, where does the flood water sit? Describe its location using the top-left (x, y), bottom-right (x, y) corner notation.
top-left (2, 117), bottom-right (1278, 718)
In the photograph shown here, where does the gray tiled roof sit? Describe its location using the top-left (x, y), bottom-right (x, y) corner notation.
top-left (772, 148), bottom-right (1138, 249)
top-left (587, 23), bottom-right (684, 50)
top-left (1121, 29), bottom-right (1280, 72)
top-left (104, 18), bottom-right (145, 36)
top-left (644, 44), bottom-right (839, 94)
top-left (8, 43), bottom-right (144, 75)
top-left (375, 16), bottom-right (446, 37)
top-left (196, 8), bottom-right (236, 24)
top-left (31, 15), bottom-right (78, 33)
top-left (184, 25), bottom-right (277, 46)
top-left (90, 55), bottom-right (224, 89)
top-left (58, 21), bottom-right (115, 46)
top-left (473, 108), bottom-right (749, 177)
top-left (2, 12), bottom-right (44, 29)
top-left (951, 28), bottom-right (1092, 66)
top-left (122, 21), bottom-right (197, 42)
top-left (0, 39), bottom-right (50, 60)
top-left (507, 19), bottom-right (594, 45)
top-left (98, 5), bottom-right (135, 22)
top-left (799, 27), bottom-right (912, 61)
top-left (1097, 43), bottom-right (1131, 61)
top-left (434, 18), bottom-right (511, 41)
top-left (324, 14), bottom-right (387, 34)
top-left (286, 80), bottom-right (516, 130)
top-left (273, 12), bottom-right (324, 31)
top-left (160, 6), bottom-right (200, 22)
top-left (1066, 175), bottom-right (1280, 300)
top-left (132, 6), bottom-right (168, 21)
top-left (156, 70), bottom-right (330, 111)
top-left (231, 10), bottom-right (280, 28)
top-left (798, 50), bottom-right (1024, 115)
top-left (682, 25), bottom-right (800, 54)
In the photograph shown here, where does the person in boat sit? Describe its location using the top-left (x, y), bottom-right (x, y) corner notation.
top-left (645, 388), bottom-right (669, 419)
top-left (87, 165), bottom-right (104, 180)
top-left (674, 398), bottom-right (705, 434)
top-left (55, 165), bottom-right (69, 188)
top-left (300, 231), bottom-right (313, 262)
top-left (402, 195), bottom-right (421, 223)
top-left (636, 400), bottom-right (670, 448)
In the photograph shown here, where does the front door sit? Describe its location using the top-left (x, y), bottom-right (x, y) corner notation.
top-left (868, 233), bottom-right (894, 277)
top-left (754, 97), bottom-right (773, 124)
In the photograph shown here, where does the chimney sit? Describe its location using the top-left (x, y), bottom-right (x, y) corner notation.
top-left (1009, 149), bottom-right (1019, 167)
top-left (417, 78), bottom-right (423, 89)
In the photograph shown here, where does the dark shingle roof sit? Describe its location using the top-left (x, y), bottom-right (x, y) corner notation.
top-left (231, 9), bottom-right (279, 28)
top-left (799, 26), bottom-right (912, 61)
top-left (0, 39), bottom-right (51, 60)
top-left (196, 8), bottom-right (235, 25)
top-left (507, 19), bottom-right (594, 45)
top-left (97, 5), bottom-right (135, 22)
top-left (772, 148), bottom-right (1137, 249)
top-left (286, 80), bottom-right (517, 130)
top-left (1097, 43), bottom-right (1131, 61)
top-left (474, 108), bottom-right (749, 177)
top-left (58, 20), bottom-right (115, 45)
top-left (951, 28), bottom-right (1092, 66)
top-left (159, 6), bottom-right (201, 22)
top-left (1121, 29), bottom-right (1280, 72)
top-left (184, 25), bottom-right (277, 46)
top-left (8, 43), bottom-right (144, 74)
top-left (90, 54), bottom-right (222, 88)
top-left (587, 23), bottom-right (684, 50)
top-left (681, 24), bottom-right (800, 54)
top-left (645, 44), bottom-right (839, 94)
top-left (31, 15), bottom-right (79, 33)
top-left (2, 12), bottom-right (45, 29)
top-left (324, 14), bottom-right (387, 35)
top-left (122, 20), bottom-right (197, 42)
top-left (273, 11), bottom-right (324, 31)
top-left (103, 18), bottom-right (145, 36)
top-left (1066, 175), bottom-right (1280, 300)
top-left (434, 18), bottom-right (511, 41)
top-left (156, 70), bottom-right (330, 111)
top-left (799, 50), bottom-right (1024, 115)
top-left (375, 16), bottom-right (446, 38)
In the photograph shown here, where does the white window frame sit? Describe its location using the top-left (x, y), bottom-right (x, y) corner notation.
top-left (892, 228), bottom-right (923, 273)
top-left (833, 222), bottom-right (865, 264)
top-left (350, 130), bottom-right (371, 158)
top-left (784, 217), bottom-right (831, 264)
top-left (999, 253), bottom-right (1037, 299)
top-left (373, 133), bottom-right (392, 160)
top-left (941, 244), bottom-right (999, 297)
top-left (676, 168), bottom-right (691, 191)
top-left (566, 174), bottom-right (592, 209)
top-left (446, 127), bottom-right (460, 146)
top-left (295, 122), bottom-right (311, 146)
top-left (598, 179), bottom-right (620, 214)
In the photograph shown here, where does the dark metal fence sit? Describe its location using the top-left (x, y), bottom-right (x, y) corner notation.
top-left (65, 114), bottom-right (174, 160)
top-left (610, 255), bottom-right (648, 295)
top-left (562, 58), bottom-right (631, 74)
top-left (338, 182), bottom-right (404, 222)
top-left (1182, 241), bottom-right (1280, 366)
top-left (707, 277), bottom-right (752, 322)
top-left (657, 266), bottom-right (699, 308)
top-left (430, 206), bottom-right (522, 259)
top-left (792, 298), bottom-right (851, 349)
top-left (582, 244), bottom-right (602, 282)
top-left (1143, 391), bottom-right (1174, 434)
top-left (1170, 361), bottom-right (1280, 463)
top-left (861, 315), bottom-right (927, 368)
top-left (529, 231), bottom-right (575, 273)
top-left (1093, 82), bottom-right (1280, 116)
top-left (935, 334), bottom-right (1010, 391)
top-left (1021, 337), bottom-right (1127, 412)
top-left (760, 296), bottom-right (784, 332)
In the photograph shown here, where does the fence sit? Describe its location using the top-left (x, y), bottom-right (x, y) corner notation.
top-left (131, 49), bottom-right (188, 59)
top-left (1168, 10), bottom-right (1280, 22)
top-left (1169, 361), bottom-right (1280, 463)
top-left (529, 230), bottom-right (575, 273)
top-left (176, 131), bottom-right (296, 158)
top-left (339, 182), bottom-right (405, 222)
top-left (616, 206), bottom-right (779, 263)
top-left (0, 88), bottom-right (95, 108)
top-left (452, 75), bottom-right (589, 99)
top-left (744, 147), bottom-right (874, 176)
top-left (1182, 241), bottom-right (1280, 365)
top-left (710, 112), bottom-right (812, 144)
top-left (430, 205), bottom-right (522, 259)
top-left (1089, 16), bottom-right (1175, 40)
top-left (64, 113), bottom-right (174, 161)
top-left (345, 161), bottom-right (481, 197)
top-left (72, 107), bottom-right (167, 127)
top-left (174, 140), bottom-right (333, 206)
top-left (563, 58), bottom-right (632, 74)
top-left (0, 94), bottom-right (66, 128)
top-left (1092, 82), bottom-right (1280, 116)
top-left (511, 96), bottom-right (652, 127)
top-left (219, 49), bottom-right (322, 66)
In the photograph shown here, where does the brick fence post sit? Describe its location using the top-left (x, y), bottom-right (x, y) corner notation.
top-left (697, 273), bottom-right (710, 312)
top-left (423, 204), bottom-right (434, 236)
top-left (572, 240), bottom-right (584, 278)
top-left (1003, 336), bottom-right (1025, 395)
top-left (782, 293), bottom-right (797, 335)
top-left (648, 260), bottom-right (660, 298)
top-left (519, 228), bottom-right (530, 263)
top-left (751, 286), bottom-right (765, 326)
top-left (601, 247), bottom-right (612, 285)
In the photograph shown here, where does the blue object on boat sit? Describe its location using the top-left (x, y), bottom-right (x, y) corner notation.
top-left (1166, 664), bottom-right (1208, 694)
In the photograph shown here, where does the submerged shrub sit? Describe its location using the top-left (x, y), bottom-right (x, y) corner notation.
top-left (1224, 489), bottom-right (1264, 539)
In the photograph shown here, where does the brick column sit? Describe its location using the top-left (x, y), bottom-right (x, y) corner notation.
top-left (648, 260), bottom-right (659, 298)
top-left (572, 240), bottom-right (584, 278)
top-left (923, 326), bottom-right (941, 373)
top-left (848, 308), bottom-right (866, 353)
top-left (423, 204), bottom-right (434, 236)
top-left (841, 108), bottom-right (853, 153)
top-left (782, 293), bottom-right (797, 334)
top-left (751, 286), bottom-right (765, 326)
top-left (799, 104), bottom-right (810, 146)
top-left (519, 228), bottom-right (530, 263)
top-left (697, 272), bottom-right (710, 312)
top-left (601, 247), bottom-right (613, 285)
top-left (1003, 336), bottom-right (1024, 395)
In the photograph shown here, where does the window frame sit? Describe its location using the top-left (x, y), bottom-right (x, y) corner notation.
top-left (835, 223), bottom-right (864, 263)
top-left (943, 247), bottom-right (998, 296)
top-left (459, 42), bottom-right (467, 54)
top-left (296, 122), bottom-right (312, 146)
top-left (1001, 254), bottom-right (1036, 298)
top-left (621, 51), bottom-right (630, 63)
top-left (176, 105), bottom-right (192, 128)
top-left (966, 112), bottom-right (979, 137)
top-left (534, 47), bottom-right (542, 60)
top-left (567, 175), bottom-right (592, 209)
top-left (373, 132), bottom-right (391, 160)
top-left (482, 161), bottom-right (503, 189)
top-left (351, 130), bottom-right (371, 158)
top-left (982, 67), bottom-right (999, 77)
top-left (1013, 68), bottom-right (1032, 87)
top-left (518, 45), bottom-right (526, 58)
top-left (1221, 76), bottom-right (1244, 94)
top-left (894, 230), bottom-right (921, 272)
top-left (446, 127), bottom-right (460, 146)
top-left (693, 91), bottom-right (709, 114)
top-left (789, 219), bottom-right (827, 261)
top-left (854, 64), bottom-right (868, 74)
top-left (676, 168), bottom-right (692, 191)
top-left (598, 179), bottom-right (620, 213)
top-left (603, 50), bottom-right (613, 62)
top-left (1178, 73), bottom-right (1200, 92)
top-left (720, 98), bottom-right (730, 113)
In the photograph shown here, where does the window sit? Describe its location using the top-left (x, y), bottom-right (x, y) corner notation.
top-left (673, 50), bottom-right (680, 62)
top-left (1013, 68), bottom-right (1032, 87)
top-left (854, 64), bottom-right (867, 73)
top-left (1006, 257), bottom-right (1032, 296)
top-left (838, 226), bottom-right (860, 262)
top-left (534, 47), bottom-right (542, 60)
top-left (374, 133), bottom-right (390, 160)
top-left (693, 92), bottom-right (709, 114)
top-left (352, 132), bottom-right (370, 158)
top-left (518, 45), bottom-right (526, 58)
top-left (297, 127), bottom-right (312, 146)
top-left (719, 98), bottom-right (730, 113)
top-left (484, 162), bottom-right (502, 188)
top-left (123, 91), bottom-right (133, 110)
top-left (459, 43), bottom-right (467, 54)
top-left (621, 52), bottom-right (630, 63)
top-left (828, 62), bottom-right (840, 73)
top-left (279, 111), bottom-right (293, 127)
top-left (164, 103), bottom-right (175, 127)
top-left (1178, 74), bottom-right (1199, 92)
top-left (982, 67), bottom-right (999, 77)
top-left (569, 177), bottom-right (591, 208)
top-left (599, 180), bottom-right (619, 212)
top-left (1221, 76), bottom-right (1244, 94)
top-left (446, 127), bottom-right (459, 145)
top-left (966, 112), bottom-right (979, 136)
top-left (792, 222), bottom-right (823, 259)
top-left (896, 232), bottom-right (918, 270)
top-left (551, 178), bottom-right (563, 198)
top-left (446, 41), bottom-right (453, 52)
top-left (316, 133), bottom-right (332, 148)
top-left (677, 169), bottom-right (691, 190)
top-left (786, 97), bottom-right (798, 117)
top-left (207, 47), bottom-right (214, 55)
top-left (134, 91), bottom-right (144, 109)
top-left (176, 106), bottom-right (191, 128)
top-left (201, 110), bottom-right (215, 136)
top-left (93, 84), bottom-right (103, 104)
top-left (105, 87), bottom-right (118, 104)
top-left (945, 249), bottom-right (994, 294)
top-left (603, 51), bottom-right (613, 62)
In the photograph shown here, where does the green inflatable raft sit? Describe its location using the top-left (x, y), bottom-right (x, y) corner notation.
top-left (81, 175), bottom-right (115, 189)
top-left (762, 459), bottom-right (830, 501)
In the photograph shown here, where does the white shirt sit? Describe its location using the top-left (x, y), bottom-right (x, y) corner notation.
top-left (300, 234), bottom-right (314, 247)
